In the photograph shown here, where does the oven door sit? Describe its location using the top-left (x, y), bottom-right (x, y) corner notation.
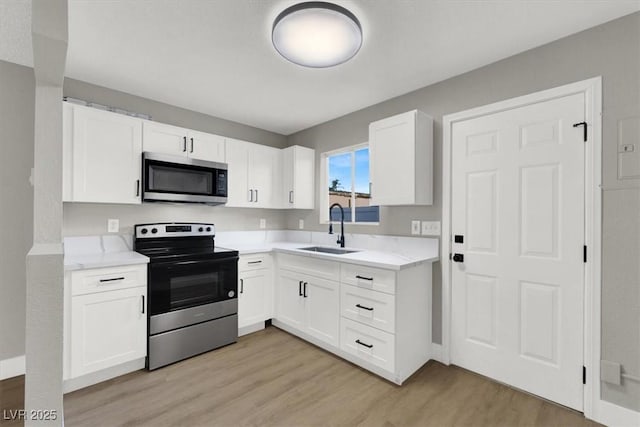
top-left (148, 256), bottom-right (238, 316)
top-left (142, 152), bottom-right (227, 205)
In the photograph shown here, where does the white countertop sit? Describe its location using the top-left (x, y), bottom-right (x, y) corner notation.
top-left (64, 251), bottom-right (149, 272)
top-left (226, 241), bottom-right (439, 270)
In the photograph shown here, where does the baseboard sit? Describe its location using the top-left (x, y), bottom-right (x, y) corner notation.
top-left (239, 322), bottom-right (266, 337)
top-left (63, 357), bottom-right (145, 393)
top-left (0, 355), bottom-right (25, 380)
top-left (430, 343), bottom-right (446, 364)
top-left (594, 399), bottom-right (640, 427)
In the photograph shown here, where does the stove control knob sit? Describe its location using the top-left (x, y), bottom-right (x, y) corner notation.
top-left (206, 227), bottom-right (212, 232)
top-left (198, 227), bottom-right (204, 232)
top-left (140, 228), bottom-right (148, 235)
top-left (151, 228), bottom-right (158, 234)
top-left (228, 290), bottom-right (235, 298)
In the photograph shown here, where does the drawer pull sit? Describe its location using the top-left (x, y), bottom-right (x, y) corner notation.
top-left (355, 304), bottom-right (374, 311)
top-left (356, 275), bottom-right (373, 281)
top-left (99, 277), bottom-right (125, 283)
top-left (247, 260), bottom-right (263, 265)
top-left (355, 339), bottom-right (373, 349)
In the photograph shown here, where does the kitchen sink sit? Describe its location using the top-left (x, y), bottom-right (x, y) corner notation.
top-left (299, 246), bottom-right (360, 255)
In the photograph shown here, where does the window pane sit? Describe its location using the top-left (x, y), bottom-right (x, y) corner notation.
top-left (328, 152), bottom-right (352, 214)
top-left (354, 148), bottom-right (379, 222)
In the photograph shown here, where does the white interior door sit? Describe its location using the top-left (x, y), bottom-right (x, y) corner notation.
top-left (451, 93), bottom-right (586, 410)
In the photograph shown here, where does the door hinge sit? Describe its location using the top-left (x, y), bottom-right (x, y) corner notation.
top-left (583, 245), bottom-right (587, 263)
top-left (573, 121), bottom-right (588, 142)
top-left (583, 366), bottom-right (587, 385)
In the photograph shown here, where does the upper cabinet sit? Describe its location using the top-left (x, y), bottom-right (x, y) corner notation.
top-left (143, 121), bottom-right (225, 163)
top-left (63, 103), bottom-right (143, 204)
top-left (282, 145), bottom-right (315, 209)
top-left (369, 110), bottom-right (433, 206)
top-left (225, 138), bottom-right (280, 208)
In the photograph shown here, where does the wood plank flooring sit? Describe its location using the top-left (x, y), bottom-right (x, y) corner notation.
top-left (2, 327), bottom-right (600, 427)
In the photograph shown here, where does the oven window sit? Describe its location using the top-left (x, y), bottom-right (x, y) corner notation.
top-left (170, 273), bottom-right (220, 309)
top-left (148, 162), bottom-right (213, 195)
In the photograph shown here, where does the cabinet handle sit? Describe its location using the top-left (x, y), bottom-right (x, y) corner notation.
top-left (141, 295), bottom-right (145, 314)
top-left (289, 190), bottom-right (294, 204)
top-left (249, 189), bottom-right (254, 202)
top-left (135, 180), bottom-right (140, 197)
top-left (247, 260), bottom-right (262, 265)
top-left (183, 136), bottom-right (187, 152)
top-left (355, 339), bottom-right (373, 349)
top-left (356, 275), bottom-right (373, 281)
top-left (298, 281), bottom-right (303, 296)
top-left (254, 189), bottom-right (258, 203)
top-left (190, 137), bottom-right (194, 153)
top-left (356, 304), bottom-right (374, 311)
top-left (240, 278), bottom-right (244, 294)
top-left (303, 282), bottom-right (308, 298)
top-left (99, 277), bottom-right (125, 283)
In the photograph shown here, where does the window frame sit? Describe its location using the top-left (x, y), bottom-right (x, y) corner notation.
top-left (319, 142), bottom-right (380, 226)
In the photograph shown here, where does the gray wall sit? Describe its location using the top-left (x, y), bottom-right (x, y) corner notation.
top-left (61, 78), bottom-right (289, 238)
top-left (286, 12), bottom-right (640, 410)
top-left (0, 61), bottom-right (34, 361)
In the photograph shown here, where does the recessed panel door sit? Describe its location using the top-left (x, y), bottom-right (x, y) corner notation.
top-left (451, 93), bottom-right (585, 410)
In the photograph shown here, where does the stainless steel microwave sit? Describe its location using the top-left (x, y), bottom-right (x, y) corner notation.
top-left (142, 152), bottom-right (228, 205)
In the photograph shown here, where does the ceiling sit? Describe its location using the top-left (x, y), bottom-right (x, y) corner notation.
top-left (1, 1), bottom-right (639, 135)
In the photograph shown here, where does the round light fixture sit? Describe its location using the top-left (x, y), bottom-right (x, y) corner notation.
top-left (272, 2), bottom-right (363, 68)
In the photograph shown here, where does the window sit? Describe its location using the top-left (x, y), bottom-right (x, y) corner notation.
top-left (322, 143), bottom-right (379, 224)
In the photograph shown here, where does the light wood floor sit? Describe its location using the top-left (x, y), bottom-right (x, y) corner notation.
top-left (2, 326), bottom-right (600, 427)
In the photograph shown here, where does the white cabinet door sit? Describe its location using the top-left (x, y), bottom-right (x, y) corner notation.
top-left (369, 110), bottom-right (433, 206)
top-left (283, 145), bottom-right (315, 209)
top-left (304, 276), bottom-right (339, 347)
top-left (70, 104), bottom-right (142, 204)
top-left (238, 269), bottom-right (270, 328)
top-left (188, 130), bottom-right (226, 163)
top-left (275, 270), bottom-right (305, 330)
top-left (248, 143), bottom-right (277, 208)
top-left (143, 121), bottom-right (188, 156)
top-left (225, 138), bottom-right (251, 207)
top-left (70, 286), bottom-right (146, 378)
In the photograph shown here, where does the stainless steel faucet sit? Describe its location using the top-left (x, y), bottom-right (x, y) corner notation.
top-left (329, 203), bottom-right (345, 248)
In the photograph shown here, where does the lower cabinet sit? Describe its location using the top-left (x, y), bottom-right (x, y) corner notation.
top-left (64, 264), bottom-right (148, 381)
top-left (238, 254), bottom-right (273, 334)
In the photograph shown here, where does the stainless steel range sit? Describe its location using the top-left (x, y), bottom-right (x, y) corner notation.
top-left (134, 223), bottom-right (238, 370)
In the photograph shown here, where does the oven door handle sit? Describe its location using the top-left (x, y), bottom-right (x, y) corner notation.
top-left (155, 256), bottom-right (239, 269)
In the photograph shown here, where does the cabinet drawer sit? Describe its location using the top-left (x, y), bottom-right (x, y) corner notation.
top-left (341, 284), bottom-right (395, 334)
top-left (71, 264), bottom-right (147, 296)
top-left (341, 318), bottom-right (395, 373)
top-left (277, 253), bottom-right (339, 281)
top-left (238, 254), bottom-right (271, 272)
top-left (340, 263), bottom-right (396, 295)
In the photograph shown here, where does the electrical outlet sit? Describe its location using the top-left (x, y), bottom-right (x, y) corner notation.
top-left (299, 219), bottom-right (304, 229)
top-left (259, 218), bottom-right (266, 229)
top-left (421, 221), bottom-right (441, 236)
top-left (411, 220), bottom-right (421, 235)
top-left (107, 219), bottom-right (119, 233)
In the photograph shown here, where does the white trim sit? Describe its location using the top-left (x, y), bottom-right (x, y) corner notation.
top-left (0, 355), bottom-right (26, 380)
top-left (441, 77), bottom-right (602, 418)
top-left (239, 322), bottom-right (266, 337)
top-left (594, 400), bottom-right (640, 427)
top-left (430, 343), bottom-right (445, 364)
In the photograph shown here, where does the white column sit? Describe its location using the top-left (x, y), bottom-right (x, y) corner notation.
top-left (25, 1), bottom-right (67, 425)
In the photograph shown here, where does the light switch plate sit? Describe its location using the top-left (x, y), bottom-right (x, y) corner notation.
top-left (421, 221), bottom-right (441, 236)
top-left (299, 219), bottom-right (304, 229)
top-left (107, 219), bottom-right (119, 233)
top-left (259, 219), bottom-right (266, 229)
top-left (411, 220), bottom-right (421, 235)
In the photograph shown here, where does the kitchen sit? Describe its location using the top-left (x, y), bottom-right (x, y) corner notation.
top-left (1, 1), bottom-right (639, 426)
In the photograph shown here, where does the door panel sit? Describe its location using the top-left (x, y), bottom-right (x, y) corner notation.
top-left (143, 121), bottom-right (187, 156)
top-left (304, 277), bottom-right (339, 347)
top-left (238, 270), bottom-right (268, 328)
top-left (451, 93), bottom-right (585, 410)
top-left (275, 271), bottom-right (305, 329)
top-left (189, 130), bottom-right (225, 162)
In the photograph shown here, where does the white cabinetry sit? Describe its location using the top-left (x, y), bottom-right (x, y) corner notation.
top-left (369, 110), bottom-right (433, 206)
top-left (63, 102), bottom-right (142, 204)
top-left (64, 264), bottom-right (147, 381)
top-left (238, 254), bottom-right (273, 335)
top-left (275, 254), bottom-right (340, 347)
top-left (282, 145), bottom-right (315, 209)
top-left (273, 253), bottom-right (432, 385)
top-left (226, 138), bottom-right (279, 208)
top-left (143, 121), bottom-right (225, 162)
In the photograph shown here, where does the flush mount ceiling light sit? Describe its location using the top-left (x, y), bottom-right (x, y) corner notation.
top-left (272, 1), bottom-right (363, 68)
